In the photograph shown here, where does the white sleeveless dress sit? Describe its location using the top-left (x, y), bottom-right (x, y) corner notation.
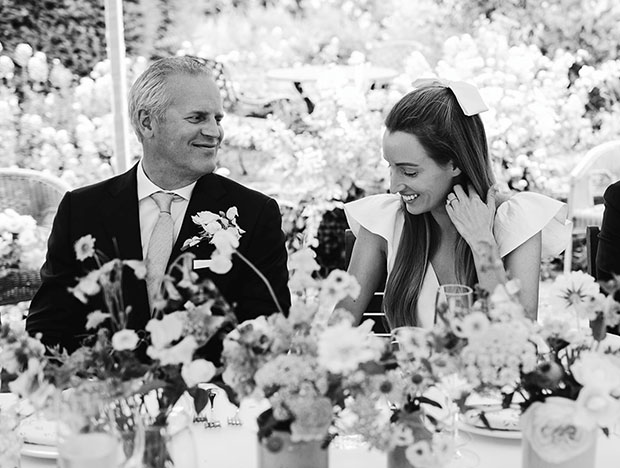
top-left (344, 192), bottom-right (572, 328)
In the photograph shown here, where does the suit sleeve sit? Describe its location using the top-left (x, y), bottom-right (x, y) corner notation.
top-left (26, 192), bottom-right (88, 352)
top-left (234, 197), bottom-right (291, 322)
top-left (596, 182), bottom-right (620, 281)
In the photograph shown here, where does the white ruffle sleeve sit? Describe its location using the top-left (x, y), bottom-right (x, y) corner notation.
top-left (344, 194), bottom-right (404, 272)
top-left (493, 192), bottom-right (571, 258)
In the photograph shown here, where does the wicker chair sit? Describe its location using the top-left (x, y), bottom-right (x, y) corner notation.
top-left (0, 168), bottom-right (71, 305)
top-left (563, 140), bottom-right (620, 273)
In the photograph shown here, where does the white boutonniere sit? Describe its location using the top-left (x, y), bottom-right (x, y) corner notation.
top-left (182, 207), bottom-right (245, 274)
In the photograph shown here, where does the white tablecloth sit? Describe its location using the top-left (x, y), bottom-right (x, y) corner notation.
top-left (18, 421), bottom-right (619, 468)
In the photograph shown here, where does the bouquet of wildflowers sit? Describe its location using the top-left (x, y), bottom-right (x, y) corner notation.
top-left (515, 272), bottom-right (620, 463)
top-left (221, 248), bottom-right (385, 447)
top-left (1, 234), bottom-right (237, 425)
top-left (342, 324), bottom-right (458, 468)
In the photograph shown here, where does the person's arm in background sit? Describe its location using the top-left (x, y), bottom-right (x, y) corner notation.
top-left (335, 226), bottom-right (387, 324)
top-left (26, 192), bottom-right (89, 353)
top-left (597, 181), bottom-right (620, 282)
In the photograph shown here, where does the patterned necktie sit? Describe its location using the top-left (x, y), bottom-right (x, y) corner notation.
top-left (146, 191), bottom-right (175, 310)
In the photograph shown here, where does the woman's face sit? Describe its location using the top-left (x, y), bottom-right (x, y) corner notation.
top-left (383, 130), bottom-right (461, 216)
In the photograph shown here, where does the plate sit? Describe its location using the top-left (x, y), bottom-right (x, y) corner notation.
top-left (18, 415), bottom-right (57, 446)
top-left (458, 421), bottom-right (521, 440)
top-left (21, 443), bottom-right (58, 459)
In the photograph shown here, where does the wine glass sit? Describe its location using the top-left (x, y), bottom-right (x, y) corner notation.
top-left (57, 385), bottom-right (144, 468)
top-left (434, 284), bottom-right (473, 324)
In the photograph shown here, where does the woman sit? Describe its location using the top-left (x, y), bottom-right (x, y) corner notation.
top-left (597, 180), bottom-right (620, 282)
top-left (339, 80), bottom-right (571, 328)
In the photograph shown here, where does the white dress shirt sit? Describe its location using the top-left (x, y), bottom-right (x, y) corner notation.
top-left (137, 161), bottom-right (196, 259)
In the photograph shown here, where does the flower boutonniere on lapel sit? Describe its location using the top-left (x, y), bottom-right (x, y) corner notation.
top-left (183, 206), bottom-right (284, 314)
top-left (182, 207), bottom-right (245, 273)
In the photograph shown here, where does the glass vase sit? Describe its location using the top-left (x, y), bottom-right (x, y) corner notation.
top-left (258, 430), bottom-right (329, 468)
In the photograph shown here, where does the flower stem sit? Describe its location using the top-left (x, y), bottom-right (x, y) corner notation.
top-left (234, 250), bottom-right (284, 315)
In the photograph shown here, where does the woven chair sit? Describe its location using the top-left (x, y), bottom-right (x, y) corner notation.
top-left (0, 168), bottom-right (71, 305)
top-left (202, 58), bottom-right (304, 123)
top-left (563, 140), bottom-right (620, 273)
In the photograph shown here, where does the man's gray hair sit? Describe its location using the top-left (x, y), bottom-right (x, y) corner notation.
top-left (128, 56), bottom-right (213, 141)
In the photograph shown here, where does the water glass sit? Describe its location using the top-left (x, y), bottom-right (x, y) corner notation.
top-left (434, 284), bottom-right (473, 323)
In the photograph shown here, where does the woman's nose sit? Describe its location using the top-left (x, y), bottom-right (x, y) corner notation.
top-left (390, 172), bottom-right (405, 193)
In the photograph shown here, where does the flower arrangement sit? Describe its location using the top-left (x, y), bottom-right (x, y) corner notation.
top-left (516, 272), bottom-right (620, 464)
top-left (0, 234), bottom-right (237, 428)
top-left (221, 248), bottom-right (385, 449)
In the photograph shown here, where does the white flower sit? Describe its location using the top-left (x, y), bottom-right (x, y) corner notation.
top-left (319, 270), bottom-right (361, 303)
top-left (70, 270), bottom-right (101, 303)
top-left (124, 260), bottom-right (146, 279)
top-left (405, 440), bottom-right (433, 467)
top-left (576, 385), bottom-right (620, 428)
top-left (191, 210), bottom-right (219, 226)
top-left (85, 310), bottom-right (110, 329)
top-left (181, 359), bottom-right (216, 387)
top-left (211, 229), bottom-right (239, 256)
top-left (146, 313), bottom-right (185, 349)
top-left (147, 336), bottom-right (197, 365)
top-left (204, 221), bottom-right (222, 235)
top-left (225, 206), bottom-right (238, 220)
top-left (204, 253), bottom-right (233, 274)
top-left (520, 398), bottom-right (597, 463)
top-left (111, 329), bottom-right (139, 351)
top-left (288, 248), bottom-right (320, 275)
top-left (317, 322), bottom-right (384, 374)
top-left (74, 235), bottom-right (96, 261)
top-left (547, 271), bottom-right (603, 319)
top-left (13, 43), bottom-right (33, 67)
top-left (453, 311), bottom-right (489, 339)
top-left (571, 351), bottom-right (620, 393)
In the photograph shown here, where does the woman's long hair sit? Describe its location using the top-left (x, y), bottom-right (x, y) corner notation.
top-left (383, 85), bottom-right (495, 328)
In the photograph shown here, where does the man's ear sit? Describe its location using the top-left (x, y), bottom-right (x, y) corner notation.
top-left (138, 110), bottom-right (154, 137)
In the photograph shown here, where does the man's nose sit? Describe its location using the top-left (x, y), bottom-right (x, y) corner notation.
top-left (200, 118), bottom-right (220, 138)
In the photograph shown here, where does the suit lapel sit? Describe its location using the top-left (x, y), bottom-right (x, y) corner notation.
top-left (170, 173), bottom-right (227, 263)
top-left (100, 165), bottom-right (143, 260)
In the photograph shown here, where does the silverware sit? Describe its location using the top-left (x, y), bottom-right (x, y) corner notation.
top-left (204, 389), bottom-right (221, 428)
top-left (227, 408), bottom-right (242, 427)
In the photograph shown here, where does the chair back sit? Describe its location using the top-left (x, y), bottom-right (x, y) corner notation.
top-left (344, 228), bottom-right (389, 336)
top-left (564, 140), bottom-right (620, 273)
top-left (586, 225), bottom-right (600, 279)
top-left (0, 168), bottom-right (71, 228)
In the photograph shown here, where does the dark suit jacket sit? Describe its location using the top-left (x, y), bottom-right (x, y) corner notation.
top-left (26, 166), bottom-right (291, 355)
top-left (597, 180), bottom-right (620, 282)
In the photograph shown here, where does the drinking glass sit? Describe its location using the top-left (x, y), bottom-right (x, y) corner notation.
top-left (57, 385), bottom-right (144, 468)
top-left (434, 284), bottom-right (473, 323)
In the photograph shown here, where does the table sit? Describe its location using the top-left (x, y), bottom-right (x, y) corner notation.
top-left (18, 419), bottom-right (619, 468)
top-left (266, 64), bottom-right (398, 113)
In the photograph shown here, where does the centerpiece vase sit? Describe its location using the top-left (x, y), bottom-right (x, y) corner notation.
top-left (387, 445), bottom-right (416, 468)
top-left (142, 412), bottom-right (198, 468)
top-left (520, 398), bottom-right (598, 468)
top-left (521, 435), bottom-right (597, 468)
top-left (258, 430), bottom-right (328, 468)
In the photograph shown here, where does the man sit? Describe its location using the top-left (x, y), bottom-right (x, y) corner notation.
top-left (26, 56), bottom-right (291, 353)
top-left (597, 180), bottom-right (620, 281)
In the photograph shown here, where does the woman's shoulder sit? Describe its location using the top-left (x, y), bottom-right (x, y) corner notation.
top-left (344, 193), bottom-right (402, 241)
top-left (604, 180), bottom-right (620, 207)
top-left (493, 191), bottom-right (571, 258)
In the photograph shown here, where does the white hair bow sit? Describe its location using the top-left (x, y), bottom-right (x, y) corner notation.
top-left (411, 78), bottom-right (489, 116)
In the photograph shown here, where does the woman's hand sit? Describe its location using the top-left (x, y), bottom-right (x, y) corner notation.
top-left (445, 184), bottom-right (498, 248)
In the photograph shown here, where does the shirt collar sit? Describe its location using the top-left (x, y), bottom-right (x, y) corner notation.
top-left (137, 160), bottom-right (196, 201)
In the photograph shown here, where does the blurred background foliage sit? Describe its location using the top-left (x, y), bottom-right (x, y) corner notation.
top-left (0, 0), bottom-right (619, 274)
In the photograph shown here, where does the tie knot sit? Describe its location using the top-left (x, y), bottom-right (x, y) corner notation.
top-left (151, 191), bottom-right (176, 213)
